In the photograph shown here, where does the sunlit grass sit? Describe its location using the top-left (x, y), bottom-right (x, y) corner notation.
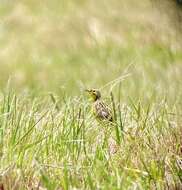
top-left (0, 86), bottom-right (181, 189)
top-left (0, 0), bottom-right (182, 189)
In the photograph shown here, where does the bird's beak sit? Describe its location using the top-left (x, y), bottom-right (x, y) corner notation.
top-left (85, 89), bottom-right (91, 93)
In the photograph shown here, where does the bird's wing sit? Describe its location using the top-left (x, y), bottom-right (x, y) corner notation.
top-left (94, 100), bottom-right (112, 121)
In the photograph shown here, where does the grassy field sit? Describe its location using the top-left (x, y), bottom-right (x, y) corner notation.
top-left (0, 0), bottom-right (182, 189)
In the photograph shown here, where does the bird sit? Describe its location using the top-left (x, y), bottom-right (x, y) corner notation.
top-left (85, 89), bottom-right (113, 122)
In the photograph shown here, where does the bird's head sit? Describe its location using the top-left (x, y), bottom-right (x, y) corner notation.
top-left (85, 89), bottom-right (101, 101)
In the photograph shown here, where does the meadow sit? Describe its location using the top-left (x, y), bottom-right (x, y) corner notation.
top-left (0, 0), bottom-right (182, 189)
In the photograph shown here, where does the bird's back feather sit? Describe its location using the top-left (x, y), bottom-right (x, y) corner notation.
top-left (93, 100), bottom-right (113, 122)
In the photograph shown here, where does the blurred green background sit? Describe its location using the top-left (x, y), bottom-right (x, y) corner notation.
top-left (0, 1), bottom-right (182, 189)
top-left (0, 0), bottom-right (181, 104)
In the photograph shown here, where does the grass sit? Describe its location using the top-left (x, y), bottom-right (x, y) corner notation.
top-left (0, 0), bottom-right (182, 189)
top-left (0, 86), bottom-right (181, 189)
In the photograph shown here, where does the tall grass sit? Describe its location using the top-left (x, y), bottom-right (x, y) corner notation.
top-left (0, 85), bottom-right (181, 189)
top-left (0, 0), bottom-right (182, 189)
